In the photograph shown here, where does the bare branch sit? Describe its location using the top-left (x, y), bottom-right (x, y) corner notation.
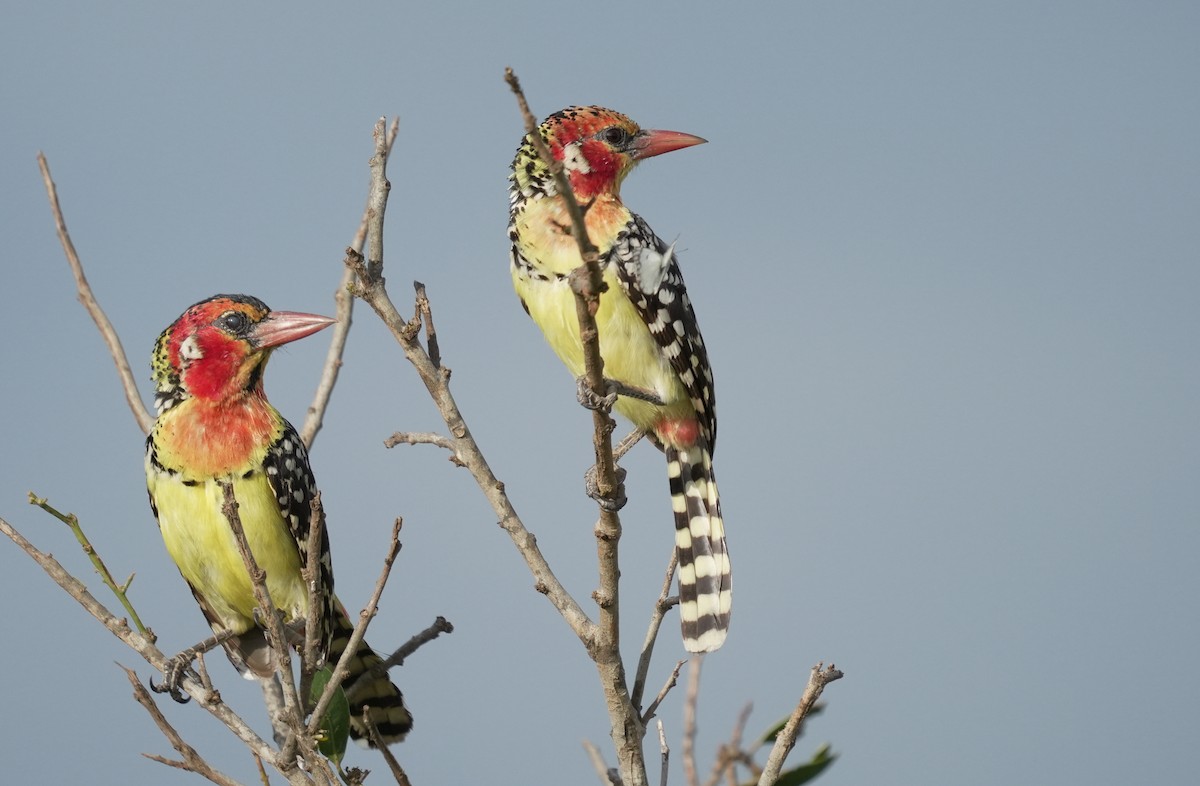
top-left (37, 153), bottom-right (154, 435)
top-left (632, 549), bottom-right (680, 711)
top-left (123, 666), bottom-right (245, 786)
top-left (756, 663), bottom-right (844, 786)
top-left (384, 431), bottom-right (461, 461)
top-left (369, 615), bottom-right (455, 676)
top-left (344, 125), bottom-right (596, 649)
top-left (311, 518), bottom-right (401, 725)
top-left (302, 117), bottom-right (400, 448)
top-left (362, 710), bottom-right (412, 786)
top-left (722, 703), bottom-right (754, 786)
top-left (699, 702), bottom-right (753, 786)
top-left (0, 514), bottom-right (303, 779)
top-left (260, 677), bottom-right (290, 749)
top-left (682, 657), bottom-right (702, 786)
top-left (413, 281), bottom-right (441, 368)
top-left (641, 659), bottom-right (686, 726)
top-left (365, 117), bottom-right (391, 282)
top-left (29, 492), bottom-right (152, 637)
top-left (301, 493), bottom-right (328, 702)
top-left (218, 483), bottom-right (309, 763)
top-left (584, 740), bottom-right (622, 786)
top-left (302, 276), bottom-right (353, 450)
top-left (657, 720), bottom-right (670, 786)
top-left (505, 65), bottom-right (647, 786)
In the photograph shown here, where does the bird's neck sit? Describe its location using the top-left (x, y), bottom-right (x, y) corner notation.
top-left (152, 392), bottom-right (282, 479)
top-left (511, 192), bottom-right (632, 276)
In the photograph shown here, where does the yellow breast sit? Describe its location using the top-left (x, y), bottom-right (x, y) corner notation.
top-left (512, 197), bottom-right (692, 432)
top-left (147, 462), bottom-right (308, 634)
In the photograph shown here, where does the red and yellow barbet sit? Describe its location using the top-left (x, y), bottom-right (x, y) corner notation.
top-left (508, 107), bottom-right (732, 653)
top-left (145, 294), bottom-right (412, 745)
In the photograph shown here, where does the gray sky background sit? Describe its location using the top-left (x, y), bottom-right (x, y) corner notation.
top-left (2, 3), bottom-right (1197, 784)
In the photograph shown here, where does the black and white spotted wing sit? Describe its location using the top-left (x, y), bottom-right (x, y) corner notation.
top-left (607, 214), bottom-right (717, 450)
top-left (261, 421), bottom-right (336, 660)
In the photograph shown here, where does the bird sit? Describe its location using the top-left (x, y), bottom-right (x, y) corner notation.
top-left (507, 106), bottom-right (731, 653)
top-left (145, 293), bottom-right (412, 745)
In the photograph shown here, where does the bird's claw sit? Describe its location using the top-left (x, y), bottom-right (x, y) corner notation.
top-left (150, 654), bottom-right (194, 704)
top-left (585, 465), bottom-right (628, 512)
top-left (577, 377), bottom-right (666, 411)
top-left (576, 377), bottom-right (618, 411)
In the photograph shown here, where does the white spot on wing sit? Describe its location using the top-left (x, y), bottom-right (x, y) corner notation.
top-left (635, 241), bottom-right (674, 295)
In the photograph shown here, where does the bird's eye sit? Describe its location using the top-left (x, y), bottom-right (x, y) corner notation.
top-left (602, 126), bottom-right (629, 147)
top-left (218, 311), bottom-right (250, 334)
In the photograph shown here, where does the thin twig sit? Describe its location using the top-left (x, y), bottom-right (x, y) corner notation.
top-left (362, 710), bottom-right (412, 786)
top-left (302, 277), bottom-right (352, 451)
top-left (29, 492), bottom-right (152, 636)
top-left (260, 676), bottom-right (290, 748)
top-left (657, 719), bottom-right (670, 786)
top-left (310, 518), bottom-right (401, 726)
top-left (724, 703), bottom-right (754, 786)
top-left (413, 281), bottom-right (441, 369)
top-left (632, 549), bottom-right (680, 711)
top-left (641, 659), bottom-right (686, 726)
top-left (346, 235), bottom-right (593, 644)
top-left (37, 153), bottom-right (153, 434)
top-left (700, 702), bottom-right (753, 786)
top-left (195, 651), bottom-right (214, 694)
top-left (253, 752), bottom-right (270, 786)
top-left (369, 615), bottom-right (455, 677)
top-left (505, 65), bottom-right (646, 786)
top-left (302, 117), bottom-right (400, 448)
top-left (218, 482), bottom-right (308, 762)
top-left (756, 663), bottom-right (844, 786)
top-left (365, 117), bottom-right (390, 282)
top-left (300, 493), bottom-right (328, 705)
top-left (583, 740), bottom-right (622, 786)
top-left (0, 515), bottom-right (303, 780)
top-left (123, 666), bottom-right (244, 786)
top-left (384, 431), bottom-right (461, 461)
top-left (682, 656), bottom-right (702, 786)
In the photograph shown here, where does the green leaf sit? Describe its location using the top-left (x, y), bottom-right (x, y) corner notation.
top-left (753, 744), bottom-right (837, 786)
top-left (310, 667), bottom-right (350, 766)
top-left (756, 704), bottom-right (825, 747)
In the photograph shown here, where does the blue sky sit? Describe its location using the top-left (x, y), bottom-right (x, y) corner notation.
top-left (2, 3), bottom-right (1197, 784)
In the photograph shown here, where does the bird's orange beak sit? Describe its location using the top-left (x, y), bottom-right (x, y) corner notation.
top-left (632, 129), bottom-right (707, 161)
top-left (252, 311), bottom-right (337, 349)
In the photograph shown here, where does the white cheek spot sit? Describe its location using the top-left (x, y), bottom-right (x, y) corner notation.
top-left (562, 142), bottom-right (591, 174)
top-left (179, 336), bottom-right (203, 362)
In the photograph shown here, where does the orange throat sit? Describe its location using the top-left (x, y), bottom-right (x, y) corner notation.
top-left (157, 395), bottom-right (280, 478)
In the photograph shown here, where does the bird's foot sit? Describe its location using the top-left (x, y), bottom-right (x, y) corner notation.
top-left (576, 377), bottom-right (666, 411)
top-left (576, 377), bottom-right (618, 411)
top-left (150, 629), bottom-right (234, 703)
top-left (151, 651), bottom-right (197, 704)
top-left (585, 465), bottom-right (628, 512)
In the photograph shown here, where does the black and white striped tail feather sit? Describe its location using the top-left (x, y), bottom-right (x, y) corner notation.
top-left (328, 604), bottom-right (413, 747)
top-left (667, 440), bottom-right (731, 653)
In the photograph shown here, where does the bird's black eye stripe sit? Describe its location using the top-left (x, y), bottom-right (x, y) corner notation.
top-left (602, 126), bottom-right (629, 147)
top-left (218, 310), bottom-right (251, 335)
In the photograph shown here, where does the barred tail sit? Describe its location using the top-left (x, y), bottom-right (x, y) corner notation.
top-left (329, 605), bottom-right (413, 747)
top-left (666, 441), bottom-right (732, 653)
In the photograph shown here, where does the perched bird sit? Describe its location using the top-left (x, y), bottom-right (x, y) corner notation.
top-left (508, 106), bottom-right (731, 653)
top-left (145, 294), bottom-right (412, 745)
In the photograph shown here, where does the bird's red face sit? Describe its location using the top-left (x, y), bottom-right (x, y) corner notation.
top-left (542, 106), bottom-right (706, 200)
top-left (156, 294), bottom-right (334, 404)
